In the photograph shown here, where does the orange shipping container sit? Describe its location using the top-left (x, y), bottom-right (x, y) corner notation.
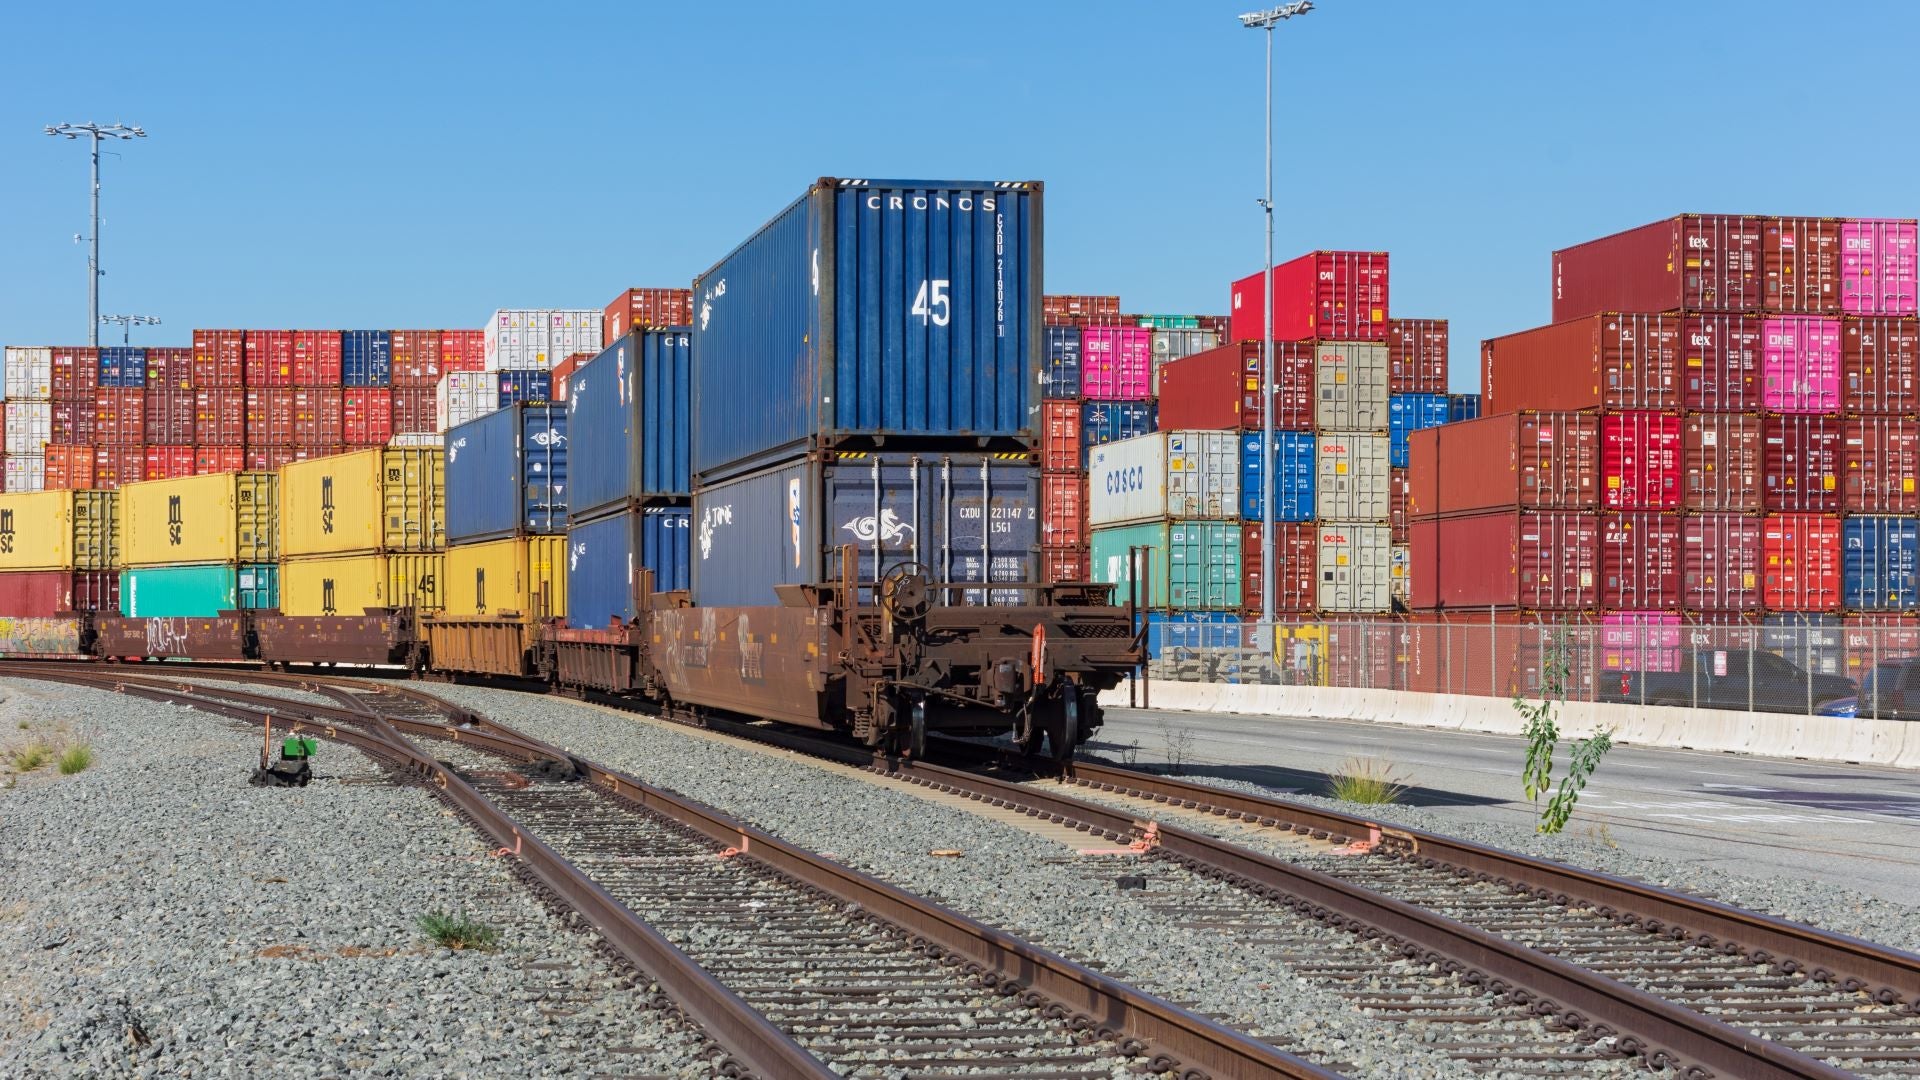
top-left (1762, 513), bottom-right (1842, 612)
top-left (44, 445), bottom-right (95, 491)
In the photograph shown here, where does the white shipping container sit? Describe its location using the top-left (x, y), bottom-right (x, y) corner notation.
top-left (3, 401), bottom-right (51, 457)
top-left (1313, 341), bottom-right (1390, 431)
top-left (5, 454), bottom-right (45, 493)
top-left (3, 346), bottom-right (52, 401)
top-left (1315, 431), bottom-right (1391, 521)
top-left (1390, 543), bottom-right (1409, 607)
top-left (435, 372), bottom-right (497, 431)
top-left (1317, 522), bottom-right (1393, 613)
top-left (484, 310), bottom-right (605, 371)
top-left (1086, 430), bottom-right (1240, 526)
top-left (389, 432), bottom-right (445, 448)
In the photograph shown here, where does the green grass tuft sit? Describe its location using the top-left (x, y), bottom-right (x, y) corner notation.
top-left (10, 742), bottom-right (52, 772)
top-left (416, 911), bottom-right (500, 951)
top-left (56, 744), bottom-right (93, 775)
top-left (1325, 757), bottom-right (1409, 806)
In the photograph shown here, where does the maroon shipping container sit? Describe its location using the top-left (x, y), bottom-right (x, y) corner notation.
top-left (93, 445), bottom-right (144, 491)
top-left (246, 388), bottom-right (296, 446)
top-left (1483, 313), bottom-right (1682, 415)
top-left (93, 387), bottom-right (145, 444)
top-left (1242, 522), bottom-right (1316, 614)
top-left (1155, 340), bottom-right (1314, 432)
top-left (390, 387), bottom-right (436, 434)
top-left (143, 347), bottom-right (193, 391)
top-left (1762, 513), bottom-right (1842, 612)
top-left (1682, 514), bottom-right (1764, 614)
top-left (389, 329), bottom-right (440, 388)
top-left (1323, 618), bottom-right (1397, 690)
top-left (1408, 411), bottom-right (1602, 519)
top-left (192, 329), bottom-right (246, 387)
top-left (244, 330), bottom-right (294, 387)
top-left (1842, 416), bottom-right (1920, 514)
top-left (604, 288), bottom-right (695, 346)
top-left (1042, 295), bottom-right (1122, 323)
top-left (292, 388), bottom-right (344, 446)
top-left (1764, 217), bottom-right (1843, 315)
top-left (1385, 318), bottom-right (1448, 394)
top-left (143, 446), bottom-right (195, 481)
top-left (1041, 471), bottom-right (1086, 549)
top-left (1041, 546), bottom-right (1088, 585)
top-left (1409, 510), bottom-right (1600, 611)
top-left (143, 387), bottom-right (196, 445)
top-left (1841, 316), bottom-right (1920, 415)
top-left (1600, 411), bottom-right (1681, 511)
top-left (1681, 313), bottom-right (1765, 410)
top-left (1228, 251), bottom-right (1389, 343)
top-left (1762, 415), bottom-right (1844, 512)
top-left (1843, 614), bottom-right (1920, 676)
top-left (51, 345), bottom-right (99, 399)
top-left (194, 447), bottom-right (245, 475)
top-left (1389, 467), bottom-right (1410, 544)
top-left (243, 445), bottom-right (339, 472)
top-left (195, 389), bottom-right (246, 446)
top-left (343, 388), bottom-right (393, 445)
top-left (291, 330), bottom-right (343, 386)
top-left (0, 570), bottom-right (118, 616)
top-left (51, 398), bottom-right (96, 446)
top-left (1552, 214), bottom-right (1766, 322)
top-left (1601, 512), bottom-right (1682, 608)
top-left (1041, 400), bottom-right (1081, 472)
top-left (1681, 412), bottom-right (1764, 513)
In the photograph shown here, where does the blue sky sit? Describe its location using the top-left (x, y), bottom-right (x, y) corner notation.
top-left (2, 1), bottom-right (1913, 392)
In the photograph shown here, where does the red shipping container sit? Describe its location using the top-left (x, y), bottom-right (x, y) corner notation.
top-left (93, 388), bottom-right (145, 444)
top-left (293, 388), bottom-right (344, 446)
top-left (194, 447), bottom-right (245, 475)
top-left (1228, 251), bottom-right (1389, 343)
top-left (1483, 313), bottom-right (1682, 415)
top-left (1681, 413), bottom-right (1764, 513)
top-left (389, 329), bottom-right (441, 388)
top-left (1683, 514), bottom-right (1764, 613)
top-left (246, 388), bottom-right (296, 446)
top-left (243, 445), bottom-right (341, 472)
top-left (51, 398), bottom-right (96, 446)
top-left (1680, 313), bottom-right (1765, 410)
top-left (192, 329), bottom-right (246, 387)
top-left (1409, 510), bottom-right (1600, 611)
top-left (1155, 340), bottom-right (1314, 432)
top-left (143, 387), bottom-right (196, 445)
top-left (1764, 217), bottom-right (1843, 315)
top-left (144, 347), bottom-right (193, 391)
top-left (550, 352), bottom-right (594, 402)
top-left (291, 330), bottom-right (343, 386)
top-left (1389, 467), bottom-right (1410, 544)
top-left (51, 345), bottom-right (99, 399)
top-left (92, 445), bottom-right (144, 491)
top-left (245, 330), bottom-right (294, 387)
top-left (1242, 522), bottom-right (1316, 614)
top-left (1041, 401), bottom-right (1082, 472)
top-left (1323, 618), bottom-right (1398, 690)
top-left (1041, 546), bottom-right (1088, 584)
top-left (1040, 471), bottom-right (1085, 548)
top-left (1842, 613), bottom-right (1920, 675)
top-left (194, 389), bottom-right (246, 446)
top-left (143, 446), bottom-right (196, 481)
top-left (1601, 512), bottom-right (1682, 608)
top-left (1762, 513), bottom-right (1842, 612)
top-left (1841, 316), bottom-right (1920, 415)
top-left (439, 330), bottom-right (485, 373)
top-left (44, 445), bottom-right (95, 491)
top-left (0, 569), bottom-right (119, 615)
top-left (1408, 411), bottom-right (1602, 519)
top-left (390, 387), bottom-right (437, 434)
top-left (1042, 295), bottom-right (1122, 323)
top-left (1842, 416), bottom-right (1920, 513)
top-left (1552, 214), bottom-right (1766, 322)
top-left (1762, 415), bottom-right (1844, 512)
top-left (343, 388), bottom-right (393, 445)
top-left (1600, 411), bottom-right (1681, 510)
top-left (604, 288), bottom-right (695, 346)
top-left (1385, 318), bottom-right (1448, 394)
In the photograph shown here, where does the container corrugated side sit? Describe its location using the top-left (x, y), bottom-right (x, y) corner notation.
top-left (277, 553), bottom-right (445, 616)
top-left (0, 570), bottom-right (119, 616)
top-left (120, 472), bottom-right (277, 567)
top-left (445, 402), bottom-right (568, 544)
top-left (278, 448), bottom-right (444, 557)
top-left (691, 179), bottom-right (1040, 481)
top-left (443, 536), bottom-right (568, 620)
top-left (121, 563), bottom-right (278, 616)
top-left (1239, 432), bottom-right (1315, 522)
top-left (564, 507), bottom-right (690, 629)
top-left (1842, 516), bottom-right (1919, 612)
top-left (0, 491), bottom-right (116, 571)
top-left (567, 328), bottom-right (692, 520)
top-left (1313, 342), bottom-right (1389, 431)
top-left (1410, 511), bottom-right (1600, 611)
top-left (1552, 214), bottom-right (1765, 322)
top-left (1315, 431), bottom-right (1390, 521)
top-left (1086, 431), bottom-right (1238, 526)
top-left (1089, 520), bottom-right (1242, 611)
top-left (1316, 522), bottom-right (1392, 613)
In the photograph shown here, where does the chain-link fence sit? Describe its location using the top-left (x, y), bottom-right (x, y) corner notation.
top-left (1139, 616), bottom-right (1920, 718)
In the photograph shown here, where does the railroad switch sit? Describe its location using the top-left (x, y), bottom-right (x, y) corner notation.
top-left (250, 714), bottom-right (316, 788)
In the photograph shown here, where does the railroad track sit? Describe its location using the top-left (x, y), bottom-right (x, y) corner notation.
top-left (0, 664), bottom-right (1333, 1080)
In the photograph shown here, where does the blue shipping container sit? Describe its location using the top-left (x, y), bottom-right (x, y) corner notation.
top-left (98, 346), bottom-right (146, 388)
top-left (1041, 325), bottom-right (1082, 399)
top-left (1143, 612), bottom-right (1248, 659)
top-left (1448, 393), bottom-right (1482, 423)
top-left (1843, 516), bottom-right (1920, 612)
top-left (1239, 432), bottom-right (1316, 521)
top-left (565, 506), bottom-right (691, 629)
top-left (444, 402), bottom-right (569, 544)
top-left (498, 370), bottom-right (552, 406)
top-left (342, 330), bottom-right (392, 387)
top-left (691, 178), bottom-right (1040, 481)
top-left (567, 328), bottom-right (692, 517)
top-left (691, 452), bottom-right (1037, 608)
top-left (1080, 401), bottom-right (1156, 468)
top-left (1388, 394), bottom-right (1451, 468)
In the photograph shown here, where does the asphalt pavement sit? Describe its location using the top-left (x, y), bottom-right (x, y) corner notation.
top-left (1091, 704), bottom-right (1920, 905)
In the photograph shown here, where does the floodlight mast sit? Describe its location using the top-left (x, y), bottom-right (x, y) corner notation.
top-left (44, 122), bottom-right (147, 347)
top-left (100, 313), bottom-right (161, 345)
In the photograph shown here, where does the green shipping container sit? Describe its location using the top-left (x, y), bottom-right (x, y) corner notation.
top-left (120, 564), bottom-right (279, 617)
top-left (1089, 521), bottom-right (1242, 610)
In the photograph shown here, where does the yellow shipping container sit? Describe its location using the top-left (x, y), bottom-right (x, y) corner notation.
top-left (278, 553), bottom-right (445, 616)
top-left (0, 491), bottom-right (117, 571)
top-left (442, 536), bottom-right (567, 621)
top-left (278, 448), bottom-right (444, 557)
top-left (120, 472), bottom-right (278, 567)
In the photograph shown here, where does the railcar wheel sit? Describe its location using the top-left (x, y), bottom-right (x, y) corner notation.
top-left (907, 698), bottom-right (928, 759)
top-left (1047, 688), bottom-right (1081, 766)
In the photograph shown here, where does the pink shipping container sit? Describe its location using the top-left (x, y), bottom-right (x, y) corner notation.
top-left (1601, 512), bottom-right (1682, 609)
top-left (1761, 315), bottom-right (1842, 413)
top-left (1842, 316), bottom-right (1920, 414)
top-left (1601, 612), bottom-right (1683, 673)
top-left (1842, 416), bottom-right (1920, 514)
top-left (1080, 326), bottom-right (1152, 400)
top-left (1682, 514), bottom-right (1764, 613)
top-left (1762, 513), bottom-right (1842, 612)
top-left (1601, 411), bottom-right (1681, 511)
top-left (1762, 415), bottom-right (1844, 512)
top-left (1841, 219), bottom-right (1919, 316)
top-left (343, 388), bottom-right (393, 445)
top-left (1681, 313), bottom-right (1765, 411)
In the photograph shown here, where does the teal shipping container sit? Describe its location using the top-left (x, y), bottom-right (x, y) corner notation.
top-left (120, 563), bottom-right (279, 617)
top-left (1088, 521), bottom-right (1242, 610)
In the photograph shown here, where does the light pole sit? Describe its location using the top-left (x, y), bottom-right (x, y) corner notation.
top-left (1238, 1), bottom-right (1311, 656)
top-left (100, 314), bottom-right (161, 346)
top-left (44, 122), bottom-right (147, 348)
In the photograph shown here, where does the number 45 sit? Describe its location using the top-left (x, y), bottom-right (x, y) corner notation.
top-left (912, 279), bottom-right (951, 327)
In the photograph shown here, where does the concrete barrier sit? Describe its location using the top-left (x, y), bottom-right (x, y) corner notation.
top-left (1097, 680), bottom-right (1918, 769)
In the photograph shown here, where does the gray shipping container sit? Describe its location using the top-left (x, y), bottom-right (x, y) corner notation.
top-left (691, 451), bottom-right (1038, 608)
top-left (1315, 431), bottom-right (1391, 521)
top-left (1316, 522), bottom-right (1393, 613)
top-left (1149, 328), bottom-right (1219, 394)
top-left (1314, 342), bottom-right (1390, 431)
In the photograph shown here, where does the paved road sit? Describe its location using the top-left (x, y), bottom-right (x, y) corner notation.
top-left (1091, 704), bottom-right (1920, 905)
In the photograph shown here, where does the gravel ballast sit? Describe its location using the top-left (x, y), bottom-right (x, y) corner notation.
top-left (0, 677), bottom-right (716, 1078)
